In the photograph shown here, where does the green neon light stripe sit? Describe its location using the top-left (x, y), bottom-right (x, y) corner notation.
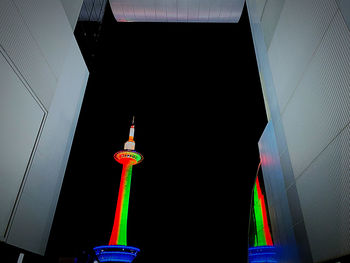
top-left (253, 183), bottom-right (267, 246)
top-left (117, 164), bottom-right (133, 245)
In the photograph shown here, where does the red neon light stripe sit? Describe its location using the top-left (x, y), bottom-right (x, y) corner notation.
top-left (255, 177), bottom-right (273, 246)
top-left (109, 162), bottom-right (132, 245)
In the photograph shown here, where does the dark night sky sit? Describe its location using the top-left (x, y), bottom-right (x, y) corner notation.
top-left (47, 3), bottom-right (267, 262)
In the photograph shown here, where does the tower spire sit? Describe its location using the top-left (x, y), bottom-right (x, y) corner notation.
top-left (124, 117), bottom-right (136, 150)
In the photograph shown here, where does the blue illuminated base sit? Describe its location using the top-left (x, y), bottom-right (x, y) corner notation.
top-left (248, 246), bottom-right (277, 263)
top-left (93, 245), bottom-right (140, 263)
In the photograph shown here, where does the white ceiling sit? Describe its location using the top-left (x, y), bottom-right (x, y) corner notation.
top-left (109, 0), bottom-right (245, 23)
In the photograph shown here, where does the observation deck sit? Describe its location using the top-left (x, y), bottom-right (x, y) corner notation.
top-left (94, 245), bottom-right (140, 263)
top-left (114, 150), bottom-right (143, 165)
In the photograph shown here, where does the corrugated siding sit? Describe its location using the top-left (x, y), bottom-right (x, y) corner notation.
top-left (260, 0), bottom-right (285, 49)
top-left (249, 0), bottom-right (350, 261)
top-left (268, 0), bottom-right (338, 114)
top-left (6, 37), bottom-right (89, 255)
top-left (283, 9), bottom-right (350, 262)
top-left (60, 0), bottom-right (84, 29)
top-left (12, 0), bottom-right (73, 80)
top-left (0, 50), bottom-right (45, 240)
top-left (282, 10), bottom-right (350, 178)
top-left (336, 0), bottom-right (350, 30)
top-left (258, 121), bottom-right (300, 262)
top-left (0, 0), bottom-right (56, 109)
top-left (246, 0), bottom-right (280, 125)
top-left (297, 123), bottom-right (350, 262)
top-left (109, 0), bottom-right (245, 23)
top-left (0, 0), bottom-right (89, 255)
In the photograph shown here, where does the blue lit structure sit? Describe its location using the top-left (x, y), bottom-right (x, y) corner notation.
top-left (248, 246), bottom-right (277, 263)
top-left (93, 245), bottom-right (140, 263)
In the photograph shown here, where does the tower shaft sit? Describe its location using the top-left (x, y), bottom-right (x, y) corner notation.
top-left (94, 120), bottom-right (142, 263)
top-left (109, 162), bottom-right (133, 246)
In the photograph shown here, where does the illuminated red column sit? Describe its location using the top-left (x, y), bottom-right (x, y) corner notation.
top-left (108, 121), bottom-right (143, 246)
top-left (109, 159), bottom-right (134, 245)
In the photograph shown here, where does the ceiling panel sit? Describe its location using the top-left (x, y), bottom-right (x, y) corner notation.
top-left (109, 0), bottom-right (245, 23)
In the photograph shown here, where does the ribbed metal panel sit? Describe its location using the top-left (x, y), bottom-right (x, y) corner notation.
top-left (6, 38), bottom-right (89, 255)
top-left (258, 121), bottom-right (300, 262)
top-left (337, 0), bottom-right (350, 30)
top-left (268, 0), bottom-right (338, 114)
top-left (78, 0), bottom-right (107, 22)
top-left (109, 0), bottom-right (245, 23)
top-left (247, 0), bottom-right (350, 262)
top-left (197, 0), bottom-right (210, 22)
top-left (246, 0), bottom-right (282, 126)
top-left (247, 0), bottom-right (314, 260)
top-left (247, 0), bottom-right (290, 156)
top-left (279, 148), bottom-right (294, 189)
top-left (13, 0), bottom-right (73, 79)
top-left (60, 0), bottom-right (84, 29)
top-left (260, 0), bottom-right (285, 49)
top-left (282, 11), bottom-right (350, 177)
top-left (296, 122), bottom-right (350, 262)
top-left (286, 184), bottom-right (303, 227)
top-left (293, 220), bottom-right (313, 263)
top-left (0, 0), bottom-right (89, 254)
top-left (253, 0), bottom-right (266, 22)
top-left (273, 118), bottom-right (288, 157)
top-left (0, 0), bottom-right (56, 109)
top-left (289, 11), bottom-right (350, 261)
top-left (0, 50), bottom-right (45, 240)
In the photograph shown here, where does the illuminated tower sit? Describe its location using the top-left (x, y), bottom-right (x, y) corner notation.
top-left (248, 162), bottom-right (277, 263)
top-left (94, 118), bottom-right (143, 263)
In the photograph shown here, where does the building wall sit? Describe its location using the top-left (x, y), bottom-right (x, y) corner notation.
top-left (0, 0), bottom-right (88, 255)
top-left (247, 0), bottom-right (350, 262)
top-left (60, 0), bottom-right (84, 29)
top-left (258, 121), bottom-right (299, 262)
